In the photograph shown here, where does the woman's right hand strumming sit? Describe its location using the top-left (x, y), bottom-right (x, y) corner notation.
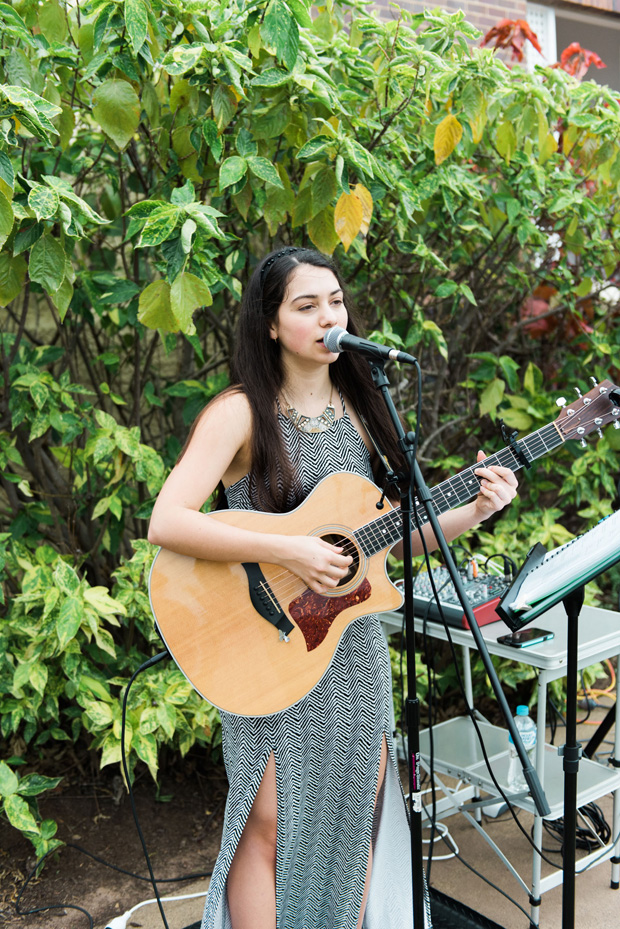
top-left (276, 535), bottom-right (353, 594)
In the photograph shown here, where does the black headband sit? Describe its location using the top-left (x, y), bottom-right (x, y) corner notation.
top-left (259, 247), bottom-right (300, 287)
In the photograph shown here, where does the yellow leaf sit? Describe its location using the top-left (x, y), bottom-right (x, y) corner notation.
top-left (469, 101), bottom-right (487, 145)
top-left (434, 114), bottom-right (463, 166)
top-left (353, 183), bottom-right (373, 236)
top-left (334, 191), bottom-right (363, 252)
top-left (539, 131), bottom-right (558, 165)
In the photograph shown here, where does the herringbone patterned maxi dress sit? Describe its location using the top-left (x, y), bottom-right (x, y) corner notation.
top-left (201, 401), bottom-right (430, 929)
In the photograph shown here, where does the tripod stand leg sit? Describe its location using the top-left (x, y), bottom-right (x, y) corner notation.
top-left (561, 586), bottom-right (584, 929)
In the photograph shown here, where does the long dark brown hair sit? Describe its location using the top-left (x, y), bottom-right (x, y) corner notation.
top-left (187, 247), bottom-right (407, 511)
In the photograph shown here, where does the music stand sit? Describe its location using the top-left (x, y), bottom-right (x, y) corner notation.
top-left (497, 513), bottom-right (620, 929)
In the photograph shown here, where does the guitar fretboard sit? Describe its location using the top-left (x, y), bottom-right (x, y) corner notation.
top-left (353, 423), bottom-right (563, 557)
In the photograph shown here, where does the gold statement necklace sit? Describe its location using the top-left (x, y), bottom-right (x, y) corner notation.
top-left (283, 384), bottom-right (336, 434)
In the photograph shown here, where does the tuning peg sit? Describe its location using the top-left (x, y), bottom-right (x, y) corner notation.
top-left (574, 387), bottom-right (583, 398)
top-left (590, 376), bottom-right (598, 387)
top-left (614, 422), bottom-right (620, 430)
top-left (597, 429), bottom-right (604, 438)
top-left (580, 438), bottom-right (587, 448)
top-left (556, 397), bottom-right (566, 408)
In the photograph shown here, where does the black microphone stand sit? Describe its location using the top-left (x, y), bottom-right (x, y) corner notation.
top-left (364, 358), bottom-right (550, 927)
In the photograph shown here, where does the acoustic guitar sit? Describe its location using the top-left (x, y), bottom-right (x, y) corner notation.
top-left (149, 379), bottom-right (620, 716)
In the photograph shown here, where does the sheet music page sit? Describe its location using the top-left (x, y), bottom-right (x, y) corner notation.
top-left (513, 510), bottom-right (620, 611)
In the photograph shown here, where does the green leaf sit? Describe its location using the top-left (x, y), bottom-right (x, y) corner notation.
top-left (251, 68), bottom-right (292, 88)
top-left (286, 0), bottom-right (312, 28)
top-left (0, 85), bottom-right (60, 142)
top-left (170, 180), bottom-right (195, 207)
top-left (16, 773), bottom-right (62, 797)
top-left (38, 0), bottom-right (67, 44)
top-left (84, 586), bottom-right (126, 616)
top-left (479, 378), bottom-right (505, 418)
top-left (54, 559), bottom-right (80, 594)
top-left (4, 794), bottom-right (39, 834)
top-left (134, 731), bottom-right (159, 780)
top-left (459, 282), bottom-right (477, 306)
top-left (84, 699), bottom-right (114, 728)
top-left (50, 277), bottom-right (74, 322)
top-left (308, 205), bottom-right (339, 255)
top-left (435, 280), bottom-right (458, 298)
top-left (0, 760), bottom-right (19, 797)
top-left (58, 105), bottom-right (75, 151)
top-left (312, 166), bottom-right (337, 213)
top-left (0, 189), bottom-right (13, 248)
top-left (0, 3), bottom-right (33, 47)
top-left (42, 176), bottom-right (109, 225)
top-left (92, 80), bottom-right (141, 152)
top-left (202, 119), bottom-right (222, 161)
top-left (212, 84), bottom-right (237, 131)
top-left (297, 135), bottom-right (332, 161)
top-left (138, 279), bottom-right (177, 331)
top-left (138, 207), bottom-right (181, 247)
top-left (0, 252), bottom-right (26, 305)
top-left (262, 0), bottom-right (299, 71)
top-left (57, 595), bottom-right (83, 649)
top-left (28, 185), bottom-right (59, 222)
top-left (247, 156), bottom-right (284, 188)
top-left (161, 43), bottom-right (204, 76)
top-left (29, 234), bottom-right (66, 294)
top-left (124, 0), bottom-right (148, 55)
top-left (181, 218), bottom-right (196, 254)
top-left (0, 150), bottom-right (15, 189)
top-left (219, 156), bottom-right (247, 190)
top-left (170, 272), bottom-right (212, 333)
top-left (496, 121), bottom-right (517, 164)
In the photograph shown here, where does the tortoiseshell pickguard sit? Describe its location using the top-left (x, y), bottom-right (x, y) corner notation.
top-left (289, 579), bottom-right (372, 652)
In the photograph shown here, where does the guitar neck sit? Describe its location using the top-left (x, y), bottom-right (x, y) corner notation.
top-left (355, 421), bottom-right (564, 557)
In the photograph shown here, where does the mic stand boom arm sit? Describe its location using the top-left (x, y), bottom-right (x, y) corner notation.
top-left (364, 363), bottom-right (550, 907)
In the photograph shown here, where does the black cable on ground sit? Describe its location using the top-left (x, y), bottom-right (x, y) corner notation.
top-left (15, 651), bottom-right (206, 929)
top-left (14, 842), bottom-right (213, 925)
top-left (121, 650), bottom-right (173, 929)
top-left (432, 817), bottom-right (534, 923)
top-left (541, 801), bottom-right (611, 853)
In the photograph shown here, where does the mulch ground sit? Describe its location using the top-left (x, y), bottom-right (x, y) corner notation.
top-left (0, 753), bottom-right (227, 929)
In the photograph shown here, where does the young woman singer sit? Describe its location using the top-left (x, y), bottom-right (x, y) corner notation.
top-left (148, 247), bottom-right (518, 929)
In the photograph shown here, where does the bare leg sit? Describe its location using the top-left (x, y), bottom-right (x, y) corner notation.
top-left (356, 735), bottom-right (389, 929)
top-left (227, 753), bottom-right (278, 929)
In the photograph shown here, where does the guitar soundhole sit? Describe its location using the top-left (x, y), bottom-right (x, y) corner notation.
top-left (319, 533), bottom-right (360, 587)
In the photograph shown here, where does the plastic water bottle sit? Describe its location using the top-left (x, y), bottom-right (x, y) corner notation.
top-left (507, 705), bottom-right (537, 791)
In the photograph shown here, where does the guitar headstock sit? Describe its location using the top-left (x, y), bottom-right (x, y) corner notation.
top-left (555, 379), bottom-right (620, 444)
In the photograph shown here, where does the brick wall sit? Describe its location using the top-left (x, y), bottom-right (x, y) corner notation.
top-left (373, 0), bottom-right (619, 33)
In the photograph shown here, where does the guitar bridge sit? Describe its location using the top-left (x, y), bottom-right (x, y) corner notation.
top-left (241, 563), bottom-right (294, 638)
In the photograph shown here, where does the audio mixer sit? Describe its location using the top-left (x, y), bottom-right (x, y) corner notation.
top-left (408, 566), bottom-right (511, 629)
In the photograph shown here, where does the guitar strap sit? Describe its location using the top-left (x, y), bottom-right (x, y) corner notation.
top-left (357, 411), bottom-right (393, 475)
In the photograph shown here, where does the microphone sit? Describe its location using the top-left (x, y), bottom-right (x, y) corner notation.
top-left (323, 326), bottom-right (417, 365)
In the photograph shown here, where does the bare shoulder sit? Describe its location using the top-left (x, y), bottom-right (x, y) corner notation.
top-left (194, 388), bottom-right (252, 440)
top-left (188, 388), bottom-right (253, 487)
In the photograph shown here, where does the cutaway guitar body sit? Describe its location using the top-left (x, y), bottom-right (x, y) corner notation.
top-left (150, 472), bottom-right (402, 717)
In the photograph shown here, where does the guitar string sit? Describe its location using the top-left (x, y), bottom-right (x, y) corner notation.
top-left (249, 407), bottom-right (609, 607)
